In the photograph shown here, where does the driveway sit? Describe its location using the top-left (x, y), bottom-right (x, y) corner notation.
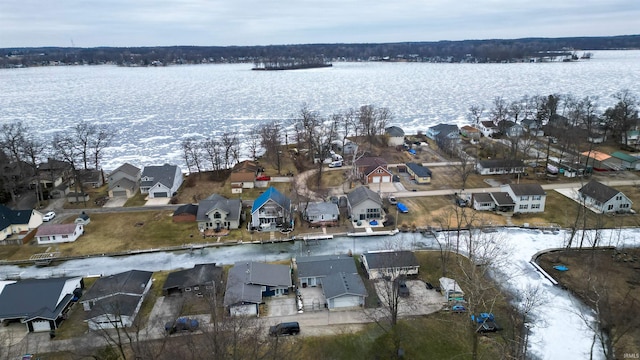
top-left (373, 278), bottom-right (445, 316)
top-left (267, 295), bottom-right (298, 316)
top-left (103, 197), bottom-right (127, 207)
top-left (145, 198), bottom-right (171, 206)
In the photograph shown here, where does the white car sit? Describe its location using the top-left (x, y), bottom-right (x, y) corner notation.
top-left (42, 211), bottom-right (56, 222)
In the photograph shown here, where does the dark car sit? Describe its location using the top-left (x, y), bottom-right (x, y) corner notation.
top-left (395, 277), bottom-right (410, 297)
top-left (165, 317), bottom-right (199, 334)
top-left (476, 321), bottom-right (500, 333)
top-left (269, 322), bottom-right (300, 336)
top-left (425, 281), bottom-right (434, 290)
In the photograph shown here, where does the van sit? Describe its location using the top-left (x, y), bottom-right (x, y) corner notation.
top-left (328, 160), bottom-right (343, 168)
top-left (269, 322), bottom-right (300, 336)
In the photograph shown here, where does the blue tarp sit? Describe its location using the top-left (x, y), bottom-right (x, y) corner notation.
top-left (369, 220), bottom-right (378, 226)
top-left (397, 203), bottom-right (409, 213)
top-left (408, 149), bottom-right (416, 155)
top-left (553, 265), bottom-right (569, 271)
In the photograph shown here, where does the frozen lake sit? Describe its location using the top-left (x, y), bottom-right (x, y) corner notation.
top-left (1, 50), bottom-right (639, 170)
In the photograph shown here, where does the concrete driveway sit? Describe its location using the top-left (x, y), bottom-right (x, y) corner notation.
top-left (374, 278), bottom-right (445, 316)
top-left (145, 198), bottom-right (171, 206)
top-left (267, 295), bottom-right (298, 316)
top-left (103, 197), bottom-right (127, 207)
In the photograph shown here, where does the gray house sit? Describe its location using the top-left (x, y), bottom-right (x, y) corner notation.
top-left (303, 202), bottom-right (340, 226)
top-left (108, 163), bottom-right (141, 198)
top-left (0, 277), bottom-right (84, 332)
top-left (197, 194), bottom-right (243, 232)
top-left (346, 186), bottom-right (384, 222)
top-left (224, 261), bottom-right (292, 317)
top-left (295, 255), bottom-right (358, 288)
top-left (323, 272), bottom-right (367, 310)
top-left (162, 263), bottom-right (223, 296)
top-left (385, 126), bottom-right (405, 146)
top-left (140, 164), bottom-right (183, 198)
top-left (80, 270), bottom-right (153, 330)
top-left (578, 180), bottom-right (633, 213)
top-left (361, 250), bottom-right (419, 279)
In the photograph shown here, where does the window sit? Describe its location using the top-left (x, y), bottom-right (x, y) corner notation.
top-left (531, 204), bottom-right (541, 209)
top-left (213, 212), bottom-right (221, 219)
top-left (520, 196), bottom-right (529, 201)
top-left (608, 205), bottom-right (614, 211)
top-left (532, 195), bottom-right (542, 201)
top-left (616, 195), bottom-right (622, 200)
top-left (519, 204), bottom-right (528, 210)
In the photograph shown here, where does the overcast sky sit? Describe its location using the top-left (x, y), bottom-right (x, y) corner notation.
top-left (1, 0), bottom-right (639, 48)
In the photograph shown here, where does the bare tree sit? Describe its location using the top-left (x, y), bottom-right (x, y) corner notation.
top-left (604, 89), bottom-right (639, 147)
top-left (181, 137), bottom-right (203, 173)
top-left (246, 126), bottom-right (262, 161)
top-left (220, 132), bottom-right (240, 169)
top-left (468, 104), bottom-right (485, 125)
top-left (202, 138), bottom-right (223, 171)
top-left (91, 125), bottom-right (115, 171)
top-left (490, 96), bottom-right (509, 125)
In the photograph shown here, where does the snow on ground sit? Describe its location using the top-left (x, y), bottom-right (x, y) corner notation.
top-left (1, 228), bottom-right (639, 358)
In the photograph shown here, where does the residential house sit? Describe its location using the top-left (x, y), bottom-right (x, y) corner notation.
top-left (37, 158), bottom-right (73, 190)
top-left (385, 126), bottom-right (405, 146)
top-left (35, 223), bottom-right (84, 245)
top-left (478, 121), bottom-right (498, 138)
top-left (343, 141), bottom-right (359, 155)
top-left (578, 180), bottom-right (633, 213)
top-left (229, 160), bottom-right (261, 191)
top-left (346, 186), bottom-right (384, 222)
top-left (521, 119), bottom-right (544, 137)
top-left (587, 125), bottom-right (607, 144)
top-left (162, 263), bottom-right (223, 296)
top-left (172, 204), bottom-right (199, 223)
top-left (224, 261), bottom-right (292, 316)
top-left (302, 202), bottom-right (340, 226)
top-left (581, 151), bottom-right (617, 171)
top-left (140, 164), bottom-right (183, 198)
top-left (405, 162), bottom-right (432, 184)
top-left (498, 120), bottom-right (525, 137)
top-left (361, 250), bottom-right (420, 279)
top-left (197, 194), bottom-right (243, 232)
top-left (354, 157), bottom-right (392, 184)
top-left (426, 124), bottom-right (459, 140)
top-left (78, 169), bottom-right (104, 188)
top-left (502, 184), bottom-right (546, 213)
top-left (460, 125), bottom-right (481, 140)
top-left (0, 205), bottom-right (43, 245)
top-left (476, 159), bottom-right (526, 175)
top-left (66, 192), bottom-right (90, 204)
top-left (610, 152), bottom-right (640, 170)
top-left (295, 255), bottom-right (358, 288)
top-left (624, 129), bottom-right (640, 148)
top-left (471, 192), bottom-right (515, 212)
top-left (0, 277), bottom-right (84, 332)
top-left (323, 272), bottom-right (367, 310)
top-left (250, 187), bottom-right (292, 231)
top-left (80, 270), bottom-right (153, 330)
top-left (107, 163), bottom-right (141, 198)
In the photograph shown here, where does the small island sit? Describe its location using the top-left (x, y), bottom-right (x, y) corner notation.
top-left (252, 58), bottom-right (332, 71)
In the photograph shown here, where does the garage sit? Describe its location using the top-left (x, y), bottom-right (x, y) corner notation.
top-left (230, 303), bottom-right (258, 317)
top-left (371, 177), bottom-right (381, 183)
top-left (112, 190), bottom-right (127, 197)
top-left (382, 176), bottom-right (391, 182)
top-left (152, 192), bottom-right (168, 198)
top-left (30, 319), bottom-right (52, 332)
top-left (328, 295), bottom-right (361, 310)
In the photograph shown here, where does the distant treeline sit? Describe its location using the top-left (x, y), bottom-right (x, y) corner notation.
top-left (2, 35), bottom-right (640, 68)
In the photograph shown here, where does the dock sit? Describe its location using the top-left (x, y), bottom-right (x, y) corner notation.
top-left (29, 252), bottom-right (61, 267)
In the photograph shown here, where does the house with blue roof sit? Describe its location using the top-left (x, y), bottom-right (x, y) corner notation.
top-left (250, 187), bottom-right (292, 231)
top-left (0, 205), bottom-right (43, 245)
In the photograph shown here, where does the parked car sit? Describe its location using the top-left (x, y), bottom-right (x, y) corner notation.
top-left (328, 160), bottom-right (343, 168)
top-left (476, 321), bottom-right (500, 333)
top-left (395, 277), bottom-right (410, 297)
top-left (455, 198), bottom-right (468, 207)
top-left (452, 304), bottom-right (467, 313)
top-left (425, 281), bottom-right (434, 290)
top-left (269, 322), bottom-right (300, 336)
top-left (388, 196), bottom-right (398, 205)
top-left (165, 317), bottom-right (199, 334)
top-left (43, 211), bottom-right (56, 222)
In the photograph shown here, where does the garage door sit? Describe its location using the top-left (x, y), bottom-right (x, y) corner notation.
top-left (112, 190), bottom-right (127, 197)
top-left (31, 320), bottom-right (51, 332)
top-left (371, 177), bottom-right (381, 183)
top-left (382, 176), bottom-right (391, 182)
top-left (331, 295), bottom-right (359, 309)
top-left (153, 192), bottom-right (168, 198)
top-left (230, 304), bottom-right (258, 317)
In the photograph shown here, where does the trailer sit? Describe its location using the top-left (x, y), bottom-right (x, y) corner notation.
top-left (439, 277), bottom-right (464, 302)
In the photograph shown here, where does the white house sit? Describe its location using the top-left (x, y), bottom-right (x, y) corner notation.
top-left (385, 126), bottom-right (405, 147)
top-left (107, 163), bottom-right (141, 198)
top-left (303, 202), bottom-right (340, 226)
top-left (478, 121), bottom-right (498, 137)
top-left (476, 159), bottom-right (526, 175)
top-left (323, 272), bottom-right (367, 310)
top-left (361, 250), bottom-right (419, 279)
top-left (35, 223), bottom-right (84, 245)
top-left (578, 180), bottom-right (633, 213)
top-left (140, 164), bottom-right (183, 198)
top-left (502, 184), bottom-right (546, 213)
